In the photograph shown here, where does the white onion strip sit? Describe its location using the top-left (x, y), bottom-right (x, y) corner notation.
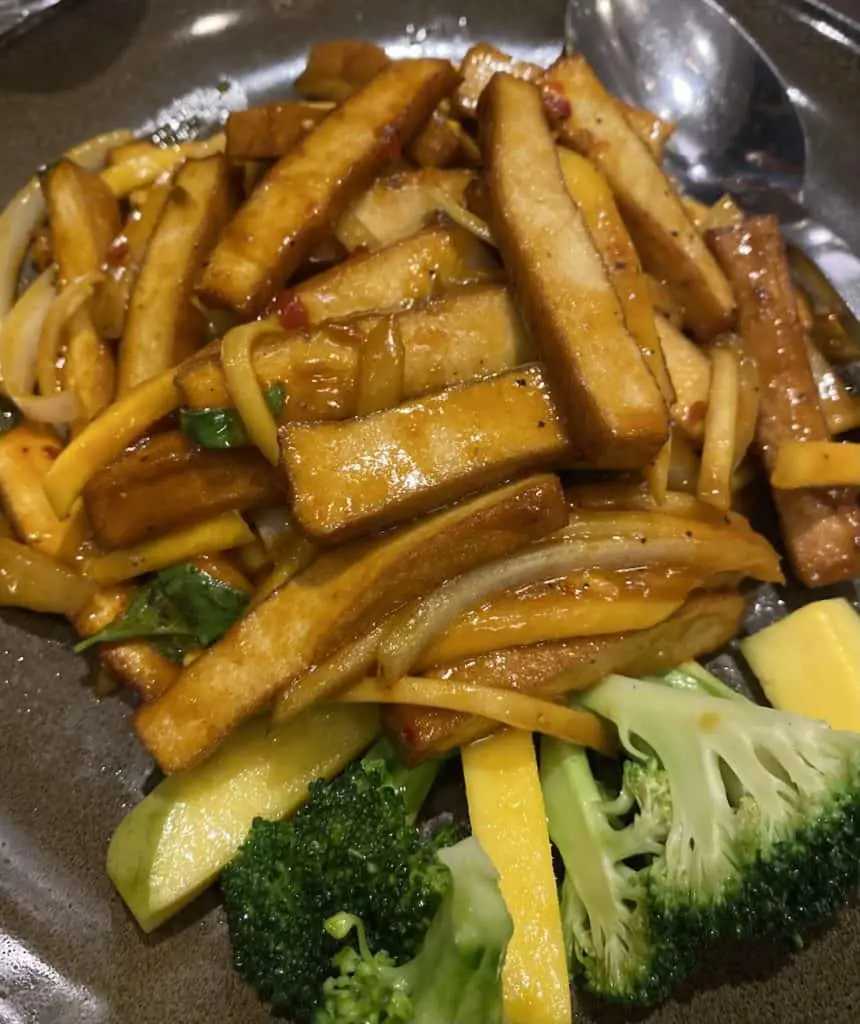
top-left (430, 188), bottom-right (497, 247)
top-left (377, 535), bottom-right (753, 680)
top-left (0, 269), bottom-right (56, 395)
top-left (221, 321), bottom-right (283, 465)
top-left (37, 272), bottom-right (103, 397)
top-left (0, 128), bottom-right (132, 322)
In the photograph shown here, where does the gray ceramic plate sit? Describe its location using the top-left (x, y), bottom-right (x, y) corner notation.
top-left (3, 1), bottom-right (860, 1022)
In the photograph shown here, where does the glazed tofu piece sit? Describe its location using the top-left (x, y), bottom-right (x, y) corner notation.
top-left (544, 55), bottom-right (735, 341)
top-left (711, 216), bottom-right (860, 587)
top-left (198, 59), bottom-right (459, 315)
top-left (481, 73), bottom-right (669, 469)
top-left (282, 365), bottom-right (570, 541)
top-left (135, 474), bottom-right (567, 773)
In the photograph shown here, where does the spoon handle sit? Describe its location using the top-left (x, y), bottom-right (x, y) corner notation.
top-left (780, 218), bottom-right (860, 324)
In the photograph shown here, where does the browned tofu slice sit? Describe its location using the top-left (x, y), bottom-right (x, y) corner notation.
top-left (455, 43), bottom-right (544, 118)
top-left (83, 431), bottom-right (284, 550)
top-left (481, 73), bottom-right (668, 469)
top-left (134, 474), bottom-right (568, 773)
top-left (198, 59), bottom-right (459, 316)
top-left (283, 365), bottom-right (570, 541)
top-left (295, 40), bottom-right (391, 102)
top-left (225, 101), bottom-right (332, 160)
top-left (711, 217), bottom-right (860, 587)
top-left (384, 590), bottom-right (744, 761)
top-left (334, 168), bottom-right (474, 251)
top-left (280, 224), bottom-right (499, 326)
top-left (118, 156), bottom-right (234, 394)
top-left (44, 160), bottom-right (123, 420)
top-left (177, 284), bottom-right (532, 414)
top-left (544, 55), bottom-right (735, 340)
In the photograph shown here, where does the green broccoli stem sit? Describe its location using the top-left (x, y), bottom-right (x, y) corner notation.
top-left (650, 661), bottom-right (746, 702)
top-left (360, 738), bottom-right (444, 823)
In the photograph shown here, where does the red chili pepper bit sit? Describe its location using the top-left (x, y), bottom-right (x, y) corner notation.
top-left (543, 81), bottom-right (572, 122)
top-left (378, 124), bottom-right (403, 161)
top-left (106, 233), bottom-right (130, 266)
top-left (274, 289), bottom-right (309, 331)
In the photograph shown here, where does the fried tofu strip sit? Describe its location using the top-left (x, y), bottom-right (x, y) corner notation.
top-left (384, 590), bottom-right (744, 761)
top-left (199, 59), bottom-right (459, 316)
top-left (334, 169), bottom-right (474, 251)
top-left (177, 284), bottom-right (530, 413)
top-left (118, 156), bottom-right (233, 394)
top-left (408, 111), bottom-right (482, 169)
top-left (283, 365), bottom-right (570, 541)
top-left (73, 586), bottom-right (180, 701)
top-left (294, 39), bottom-right (391, 102)
top-left (545, 55), bottom-right (735, 340)
top-left (135, 475), bottom-right (567, 773)
top-left (711, 216), bottom-right (860, 587)
top-left (273, 225), bottom-right (499, 327)
top-left (456, 42), bottom-right (673, 159)
top-left (83, 431), bottom-right (283, 549)
top-left (482, 74), bottom-right (668, 469)
top-left (44, 160), bottom-right (122, 420)
top-left (92, 183), bottom-right (171, 340)
top-left (225, 101), bottom-right (332, 160)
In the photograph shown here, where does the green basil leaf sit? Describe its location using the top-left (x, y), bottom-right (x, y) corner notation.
top-left (179, 383), bottom-right (287, 449)
top-left (74, 563), bottom-right (249, 656)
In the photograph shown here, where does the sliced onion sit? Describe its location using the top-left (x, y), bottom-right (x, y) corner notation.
top-left (251, 535), bottom-right (317, 610)
top-left (100, 133), bottom-right (226, 197)
top-left (221, 322), bottom-right (284, 465)
top-left (0, 128), bottom-right (132, 321)
top-left (0, 269), bottom-right (56, 395)
top-left (430, 188), bottom-right (497, 247)
top-left (271, 625), bottom-right (384, 724)
top-left (0, 537), bottom-right (94, 617)
top-left (251, 505), bottom-right (298, 557)
top-left (340, 676), bottom-right (617, 756)
top-left (377, 534), bottom-right (782, 680)
top-left (37, 272), bottom-right (103, 397)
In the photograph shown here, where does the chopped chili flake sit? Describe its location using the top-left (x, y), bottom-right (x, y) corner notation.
top-left (543, 82), bottom-right (572, 121)
top-left (274, 290), bottom-right (309, 331)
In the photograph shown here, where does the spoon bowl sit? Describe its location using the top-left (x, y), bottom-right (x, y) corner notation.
top-left (565, 0), bottom-right (860, 318)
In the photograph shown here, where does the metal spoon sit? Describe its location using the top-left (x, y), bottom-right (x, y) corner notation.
top-left (565, 0), bottom-right (860, 320)
top-left (0, 0), bottom-right (66, 47)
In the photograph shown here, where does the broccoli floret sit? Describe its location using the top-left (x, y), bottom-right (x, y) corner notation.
top-left (540, 738), bottom-right (690, 1005)
top-left (315, 837), bottom-right (512, 1024)
top-left (543, 667), bottom-right (860, 1007)
top-left (580, 674), bottom-right (860, 948)
top-left (221, 740), bottom-right (457, 1022)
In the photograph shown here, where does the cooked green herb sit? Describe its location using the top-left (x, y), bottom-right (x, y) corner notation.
top-left (75, 563), bottom-right (249, 660)
top-left (180, 383), bottom-right (286, 449)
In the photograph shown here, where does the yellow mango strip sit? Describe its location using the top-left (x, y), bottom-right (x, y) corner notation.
top-left (771, 441), bottom-right (860, 490)
top-left (463, 729), bottom-right (572, 1024)
top-left (419, 589), bottom-right (684, 666)
top-left (342, 678), bottom-right (616, 755)
top-left (84, 512), bottom-right (254, 585)
top-left (741, 599), bottom-right (860, 732)
top-left (42, 366), bottom-right (182, 517)
top-left (107, 703), bottom-right (378, 932)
